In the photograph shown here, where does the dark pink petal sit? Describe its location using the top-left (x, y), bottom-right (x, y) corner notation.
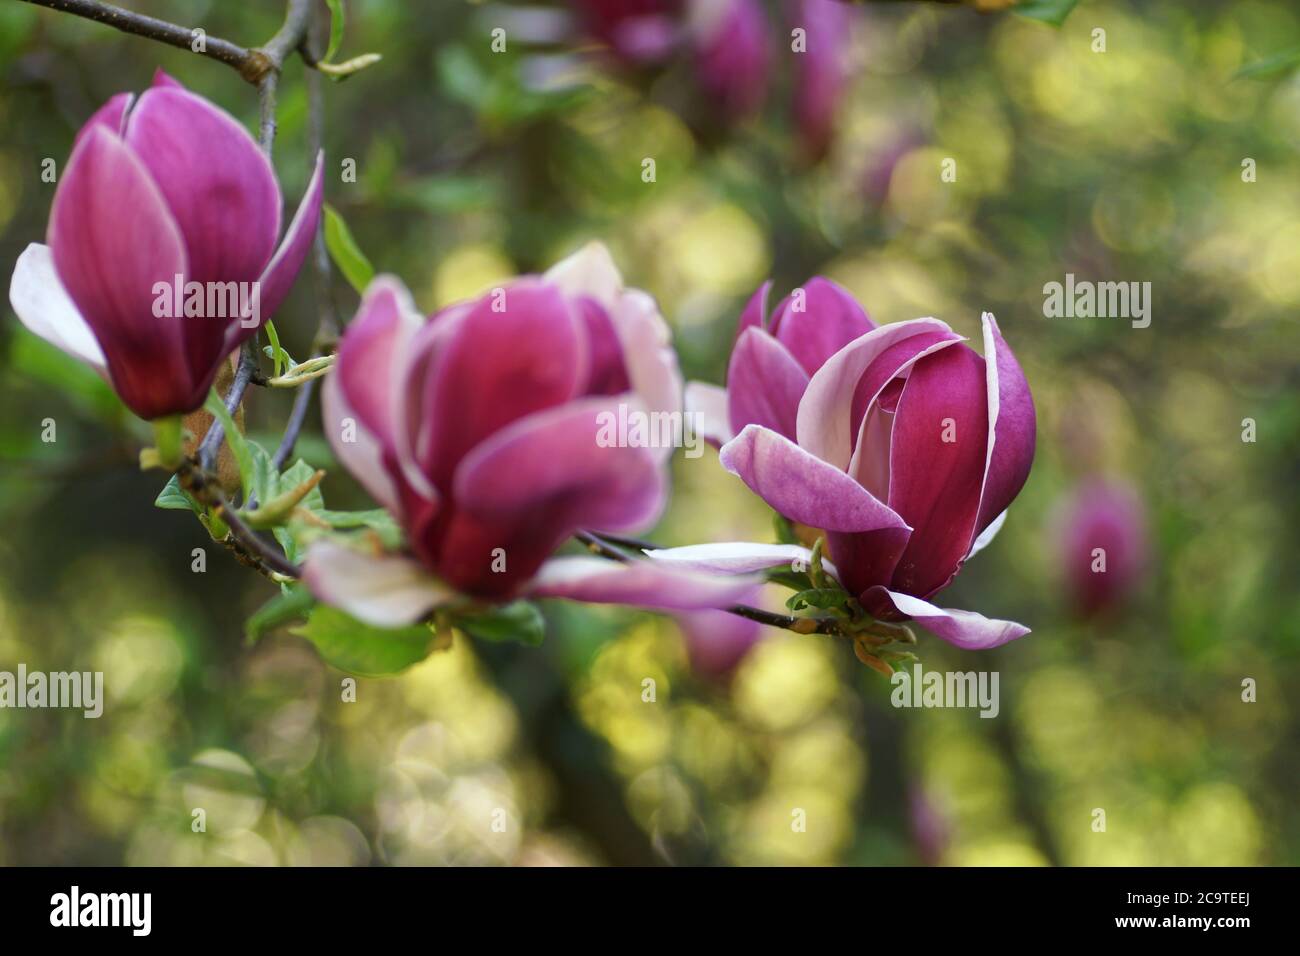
top-left (245, 151), bottom-right (325, 332)
top-left (527, 556), bottom-right (759, 611)
top-left (770, 277), bottom-right (875, 376)
top-left (47, 126), bottom-right (193, 418)
top-left (454, 396), bottom-right (667, 534)
top-left (885, 343), bottom-right (990, 598)
top-left (575, 296), bottom-right (631, 395)
top-left (72, 92), bottom-right (133, 150)
top-left (827, 526), bottom-right (913, 600)
top-left (125, 86), bottom-right (280, 285)
top-left (419, 279), bottom-right (586, 488)
top-left (736, 280), bottom-right (772, 337)
top-left (150, 68), bottom-right (184, 90)
top-left (973, 313), bottom-right (1036, 537)
top-left (726, 327), bottom-right (808, 440)
top-left (864, 587), bottom-right (1030, 650)
top-left (797, 317), bottom-right (956, 470)
top-left (320, 355), bottom-right (403, 514)
top-left (719, 424), bottom-right (907, 534)
top-left (334, 274), bottom-right (424, 452)
top-left (692, 0), bottom-right (772, 120)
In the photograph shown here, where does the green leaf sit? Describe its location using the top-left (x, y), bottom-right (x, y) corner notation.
top-left (263, 320), bottom-right (290, 377)
top-left (1234, 45), bottom-right (1300, 80)
top-left (246, 586), bottom-right (316, 644)
top-left (155, 474), bottom-right (201, 515)
top-left (323, 204), bottom-right (375, 294)
top-left (323, 0), bottom-right (345, 63)
top-left (1015, 0), bottom-right (1079, 27)
top-left (313, 508), bottom-right (404, 548)
top-left (455, 601), bottom-right (545, 647)
top-left (294, 605), bottom-right (436, 676)
top-left (204, 389), bottom-right (253, 491)
top-left (786, 588), bottom-right (851, 613)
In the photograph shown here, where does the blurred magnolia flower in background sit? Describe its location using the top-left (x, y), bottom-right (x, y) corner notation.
top-left (688, 0), bottom-right (772, 121)
top-left (8, 70), bottom-right (323, 420)
top-left (664, 278), bottom-right (1036, 649)
top-left (305, 243), bottom-right (754, 626)
top-left (676, 585), bottom-right (765, 678)
top-left (790, 0), bottom-right (853, 162)
top-left (1054, 477), bottom-right (1149, 619)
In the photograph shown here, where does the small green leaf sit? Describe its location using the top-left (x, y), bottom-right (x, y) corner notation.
top-left (263, 320), bottom-right (289, 377)
top-left (323, 0), bottom-right (345, 63)
top-left (786, 588), bottom-right (851, 613)
top-left (155, 474), bottom-right (201, 514)
top-left (323, 204), bottom-right (375, 294)
top-left (773, 514), bottom-right (797, 546)
top-left (1015, 0), bottom-right (1079, 27)
top-left (455, 601), bottom-right (545, 647)
top-left (294, 605), bottom-right (436, 676)
top-left (204, 389), bottom-right (253, 491)
top-left (313, 508), bottom-right (404, 548)
top-left (246, 586), bottom-right (316, 644)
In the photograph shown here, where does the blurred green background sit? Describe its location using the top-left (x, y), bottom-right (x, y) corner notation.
top-left (0, 0), bottom-right (1297, 866)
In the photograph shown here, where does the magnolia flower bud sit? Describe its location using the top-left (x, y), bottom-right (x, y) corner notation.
top-left (9, 70), bottom-right (324, 420)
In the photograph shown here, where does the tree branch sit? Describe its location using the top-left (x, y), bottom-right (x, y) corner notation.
top-left (17, 0), bottom-right (271, 81)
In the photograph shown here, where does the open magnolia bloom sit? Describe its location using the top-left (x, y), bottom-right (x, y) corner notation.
top-left (303, 243), bottom-right (756, 627)
top-left (8, 70), bottom-right (324, 420)
top-left (662, 279), bottom-right (1037, 650)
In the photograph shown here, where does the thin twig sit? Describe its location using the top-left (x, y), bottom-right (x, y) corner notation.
top-left (177, 457), bottom-right (301, 578)
top-left (575, 531), bottom-right (834, 636)
top-left (17, 0), bottom-right (271, 82)
top-left (197, 340), bottom-right (258, 473)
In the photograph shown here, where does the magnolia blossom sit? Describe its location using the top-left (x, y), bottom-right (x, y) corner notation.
top-left (8, 70), bottom-right (324, 420)
top-left (1054, 477), bottom-right (1148, 618)
top-left (303, 244), bottom-right (755, 627)
top-left (791, 0), bottom-right (853, 161)
top-left (659, 278), bottom-right (1037, 650)
top-left (573, 0), bottom-right (682, 64)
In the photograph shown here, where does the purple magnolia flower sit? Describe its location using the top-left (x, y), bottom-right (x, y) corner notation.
top-left (688, 0), bottom-right (772, 120)
top-left (662, 278), bottom-right (1037, 650)
top-left (1055, 478), bottom-right (1148, 618)
top-left (8, 70), bottom-right (324, 420)
top-left (790, 0), bottom-right (853, 161)
top-left (303, 243), bottom-right (755, 627)
top-left (573, 0), bottom-right (682, 64)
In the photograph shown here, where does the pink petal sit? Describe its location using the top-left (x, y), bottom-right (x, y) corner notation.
top-left (726, 327), bottom-right (808, 440)
top-left (303, 541), bottom-right (454, 628)
top-left (865, 587), bottom-right (1030, 650)
top-left (770, 277), bottom-right (875, 375)
top-left (885, 343), bottom-right (990, 598)
top-left (47, 125), bottom-right (193, 418)
top-left (125, 86), bottom-right (280, 285)
top-left (419, 279), bottom-right (586, 488)
top-left (973, 312), bottom-right (1036, 538)
top-left (320, 370), bottom-right (403, 514)
top-left (527, 556), bottom-right (759, 610)
top-left (796, 317), bottom-right (956, 471)
top-left (334, 274), bottom-right (425, 452)
top-left (736, 280), bottom-right (772, 337)
top-left (243, 151), bottom-right (325, 334)
top-left (454, 395), bottom-right (667, 533)
top-left (719, 424), bottom-right (908, 534)
top-left (72, 91), bottom-right (133, 150)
